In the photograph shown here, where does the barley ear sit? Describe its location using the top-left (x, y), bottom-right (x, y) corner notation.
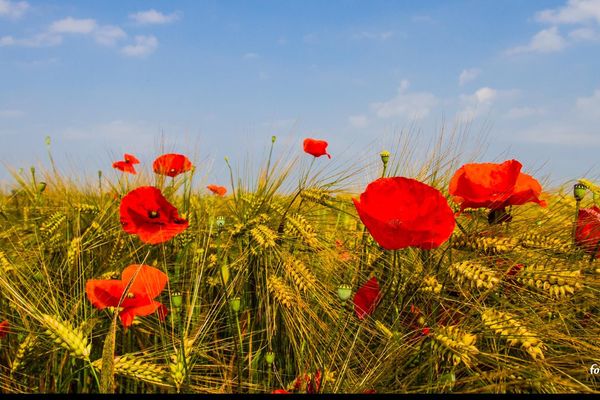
top-left (99, 315), bottom-right (118, 393)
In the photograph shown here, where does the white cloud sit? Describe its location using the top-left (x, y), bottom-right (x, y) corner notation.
top-left (0, 32), bottom-right (62, 47)
top-left (0, 0), bottom-right (29, 19)
top-left (411, 15), bottom-right (435, 24)
top-left (121, 35), bottom-right (158, 57)
top-left (243, 52), bottom-right (259, 60)
top-left (569, 26), bottom-right (600, 40)
top-left (458, 68), bottom-right (481, 85)
top-left (303, 33), bottom-right (318, 44)
top-left (576, 89), bottom-right (600, 118)
top-left (456, 87), bottom-right (499, 120)
top-left (50, 17), bottom-right (97, 34)
top-left (94, 25), bottom-right (126, 46)
top-left (506, 106), bottom-right (546, 119)
top-left (507, 27), bottom-right (567, 55)
top-left (348, 114), bottom-right (368, 128)
top-left (129, 9), bottom-right (180, 25)
top-left (354, 31), bottom-right (394, 40)
top-left (0, 109), bottom-right (24, 118)
top-left (371, 80), bottom-right (438, 119)
top-left (536, 0), bottom-right (600, 25)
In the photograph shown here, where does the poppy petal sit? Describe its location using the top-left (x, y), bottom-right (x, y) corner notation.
top-left (354, 277), bottom-right (380, 319)
top-left (121, 264), bottom-right (168, 300)
top-left (86, 279), bottom-right (126, 309)
top-left (124, 153), bottom-right (140, 164)
top-left (0, 320), bottom-right (10, 338)
top-left (119, 301), bottom-right (167, 328)
top-left (303, 138), bottom-right (331, 159)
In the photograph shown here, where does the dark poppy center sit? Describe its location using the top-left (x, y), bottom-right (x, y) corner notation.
top-left (148, 210), bottom-right (160, 219)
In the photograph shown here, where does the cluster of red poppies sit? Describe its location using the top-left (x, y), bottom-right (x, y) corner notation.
top-left (351, 158), bottom-right (546, 320)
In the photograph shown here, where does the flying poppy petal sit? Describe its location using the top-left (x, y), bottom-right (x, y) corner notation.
top-left (303, 138), bottom-right (331, 159)
top-left (354, 277), bottom-right (380, 319)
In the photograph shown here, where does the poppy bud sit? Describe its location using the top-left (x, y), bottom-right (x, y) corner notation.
top-left (171, 291), bottom-right (183, 308)
top-left (37, 182), bottom-right (47, 193)
top-left (229, 297), bottom-right (241, 313)
top-left (216, 216), bottom-right (225, 230)
top-left (337, 284), bottom-right (352, 302)
top-left (574, 183), bottom-right (587, 202)
top-left (272, 135), bottom-right (277, 144)
top-left (265, 351), bottom-right (275, 365)
top-left (45, 136), bottom-right (51, 146)
top-left (380, 150), bottom-right (390, 166)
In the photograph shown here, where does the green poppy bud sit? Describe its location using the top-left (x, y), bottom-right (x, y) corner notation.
top-left (265, 351), bottom-right (275, 365)
top-left (229, 297), bottom-right (241, 313)
top-left (337, 284), bottom-right (352, 302)
top-left (216, 216), bottom-right (225, 230)
top-left (172, 291), bottom-right (183, 308)
top-left (271, 135), bottom-right (277, 144)
top-left (380, 150), bottom-right (390, 166)
top-left (37, 182), bottom-right (47, 193)
top-left (45, 136), bottom-right (51, 146)
top-left (574, 183), bottom-right (587, 202)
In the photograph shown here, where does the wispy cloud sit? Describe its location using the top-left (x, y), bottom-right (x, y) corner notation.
top-left (0, 32), bottom-right (62, 47)
top-left (0, 109), bottom-right (24, 118)
top-left (458, 68), bottom-right (481, 86)
top-left (353, 31), bottom-right (394, 40)
top-left (348, 114), bottom-right (368, 128)
top-left (506, 106), bottom-right (546, 119)
top-left (506, 26), bottom-right (567, 55)
top-left (93, 25), bottom-right (126, 46)
top-left (243, 52), bottom-right (260, 60)
top-left (129, 9), bottom-right (181, 25)
top-left (456, 87), bottom-right (499, 120)
top-left (121, 35), bottom-right (158, 57)
top-left (1, 17), bottom-right (126, 48)
top-left (50, 17), bottom-right (97, 34)
top-left (535, 0), bottom-right (600, 25)
top-left (0, 0), bottom-right (29, 19)
top-left (371, 80), bottom-right (438, 120)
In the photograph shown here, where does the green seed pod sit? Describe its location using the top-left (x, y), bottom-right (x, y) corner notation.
top-left (337, 284), bottom-right (352, 302)
top-left (574, 183), bottom-right (587, 201)
top-left (229, 297), bottom-right (241, 313)
top-left (171, 291), bottom-right (183, 308)
top-left (265, 351), bottom-right (275, 365)
top-left (380, 150), bottom-right (390, 167)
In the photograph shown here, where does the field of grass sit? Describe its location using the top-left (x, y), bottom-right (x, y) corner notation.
top-left (0, 134), bottom-right (599, 394)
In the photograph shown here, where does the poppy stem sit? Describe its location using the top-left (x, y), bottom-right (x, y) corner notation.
top-left (573, 199), bottom-right (581, 245)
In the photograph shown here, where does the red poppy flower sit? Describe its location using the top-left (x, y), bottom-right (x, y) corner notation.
top-left (272, 389), bottom-right (290, 394)
top-left (303, 138), bottom-right (331, 159)
top-left (353, 177), bottom-right (456, 250)
top-left (120, 186), bottom-right (189, 244)
top-left (354, 277), bottom-right (380, 319)
top-left (0, 320), bottom-right (9, 338)
top-left (575, 206), bottom-right (600, 257)
top-left (86, 264), bottom-right (168, 328)
top-left (112, 153), bottom-right (140, 175)
top-left (449, 159), bottom-right (546, 212)
top-left (207, 184), bottom-right (227, 196)
top-left (153, 153), bottom-right (193, 177)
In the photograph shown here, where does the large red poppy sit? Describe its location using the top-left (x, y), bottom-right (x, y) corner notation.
top-left (0, 320), bottom-right (9, 338)
top-left (86, 264), bottom-right (168, 328)
top-left (354, 277), bottom-right (380, 320)
top-left (120, 186), bottom-right (189, 244)
top-left (575, 206), bottom-right (600, 257)
top-left (207, 184), bottom-right (227, 196)
top-left (112, 153), bottom-right (140, 175)
top-left (303, 138), bottom-right (331, 159)
top-left (153, 153), bottom-right (193, 177)
top-left (449, 159), bottom-right (546, 212)
top-left (353, 177), bottom-right (456, 250)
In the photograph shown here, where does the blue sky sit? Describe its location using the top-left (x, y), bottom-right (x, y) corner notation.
top-left (1, 0), bottom-right (600, 188)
